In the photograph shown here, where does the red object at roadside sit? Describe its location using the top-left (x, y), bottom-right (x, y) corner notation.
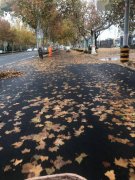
top-left (48, 46), bottom-right (52, 57)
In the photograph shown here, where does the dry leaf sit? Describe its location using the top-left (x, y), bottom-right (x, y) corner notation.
top-left (13, 159), bottom-right (23, 166)
top-left (66, 117), bottom-right (72, 123)
top-left (31, 117), bottom-right (41, 124)
top-left (48, 134), bottom-right (55, 139)
top-left (49, 146), bottom-right (59, 152)
top-left (54, 138), bottom-right (64, 146)
top-left (105, 170), bottom-right (115, 180)
top-left (102, 161), bottom-right (111, 168)
top-left (22, 148), bottom-right (31, 154)
top-left (88, 125), bottom-right (93, 129)
top-left (0, 146), bottom-right (3, 151)
top-left (36, 140), bottom-right (46, 150)
top-left (108, 135), bottom-right (130, 144)
top-left (35, 124), bottom-right (44, 128)
top-left (45, 167), bottom-right (55, 175)
top-left (129, 158), bottom-right (135, 167)
top-left (4, 165), bottom-right (12, 172)
top-left (45, 115), bottom-right (52, 119)
top-left (74, 126), bottom-right (84, 137)
top-left (12, 141), bottom-right (23, 148)
top-left (22, 163), bottom-right (42, 177)
top-left (52, 156), bottom-right (72, 170)
top-left (130, 133), bottom-right (135, 138)
top-left (40, 156), bottom-right (48, 162)
top-left (99, 113), bottom-right (107, 121)
top-left (114, 158), bottom-right (128, 168)
top-left (0, 122), bottom-right (5, 129)
top-left (75, 153), bottom-right (87, 164)
top-left (129, 169), bottom-right (135, 180)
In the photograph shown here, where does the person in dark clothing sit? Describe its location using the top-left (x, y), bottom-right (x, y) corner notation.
top-left (38, 47), bottom-right (43, 59)
top-left (88, 44), bottom-right (92, 54)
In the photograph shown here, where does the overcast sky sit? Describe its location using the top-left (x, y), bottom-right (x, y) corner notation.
top-left (99, 25), bottom-right (119, 40)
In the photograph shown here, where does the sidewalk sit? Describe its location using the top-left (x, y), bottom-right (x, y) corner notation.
top-left (0, 51), bottom-right (135, 180)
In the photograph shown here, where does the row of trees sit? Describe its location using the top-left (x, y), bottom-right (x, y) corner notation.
top-left (0, 18), bottom-right (36, 52)
top-left (0, 0), bottom-right (135, 50)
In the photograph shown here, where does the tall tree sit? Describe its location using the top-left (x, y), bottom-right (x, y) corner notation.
top-left (96, 0), bottom-right (135, 33)
top-left (0, 18), bottom-right (15, 52)
top-left (13, 0), bottom-right (60, 43)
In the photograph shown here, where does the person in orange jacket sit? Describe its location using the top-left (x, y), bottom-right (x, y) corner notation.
top-left (48, 46), bottom-right (52, 57)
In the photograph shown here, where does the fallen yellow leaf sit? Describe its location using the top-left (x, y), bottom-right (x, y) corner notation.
top-left (22, 163), bottom-right (42, 177)
top-left (21, 148), bottom-right (31, 154)
top-left (75, 153), bottom-right (87, 164)
top-left (45, 167), bottom-right (55, 175)
top-left (4, 165), bottom-right (11, 172)
top-left (129, 158), bottom-right (135, 167)
top-left (105, 170), bottom-right (115, 180)
top-left (13, 159), bottom-right (23, 166)
top-left (114, 158), bottom-right (128, 168)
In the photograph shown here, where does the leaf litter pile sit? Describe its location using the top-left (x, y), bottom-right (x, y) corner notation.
top-left (0, 70), bottom-right (23, 79)
top-left (0, 51), bottom-right (135, 180)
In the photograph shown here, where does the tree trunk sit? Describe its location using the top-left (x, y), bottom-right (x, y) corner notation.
top-left (12, 42), bottom-right (14, 53)
top-left (84, 38), bottom-right (88, 53)
top-left (95, 33), bottom-right (97, 49)
top-left (3, 45), bottom-right (6, 53)
top-left (91, 30), bottom-right (96, 54)
top-left (20, 45), bottom-right (22, 51)
top-left (95, 31), bottom-right (100, 49)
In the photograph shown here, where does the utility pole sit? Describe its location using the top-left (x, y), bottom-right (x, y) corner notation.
top-left (123, 0), bottom-right (130, 46)
top-left (120, 0), bottom-right (130, 63)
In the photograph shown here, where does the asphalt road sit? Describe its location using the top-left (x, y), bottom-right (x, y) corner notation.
top-left (0, 51), bottom-right (37, 67)
top-left (0, 52), bottom-right (135, 180)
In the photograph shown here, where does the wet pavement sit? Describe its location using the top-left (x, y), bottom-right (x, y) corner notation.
top-left (0, 51), bottom-right (37, 67)
top-left (100, 57), bottom-right (120, 61)
top-left (0, 51), bottom-right (135, 180)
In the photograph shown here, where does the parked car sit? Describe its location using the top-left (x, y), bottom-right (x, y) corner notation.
top-left (0, 50), bottom-right (3, 54)
top-left (33, 48), bottom-right (38, 51)
top-left (44, 47), bottom-right (48, 53)
top-left (60, 45), bottom-right (64, 50)
top-left (27, 48), bottom-right (33, 52)
top-left (65, 46), bottom-right (71, 52)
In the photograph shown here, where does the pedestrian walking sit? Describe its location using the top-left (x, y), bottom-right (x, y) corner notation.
top-left (38, 47), bottom-right (43, 59)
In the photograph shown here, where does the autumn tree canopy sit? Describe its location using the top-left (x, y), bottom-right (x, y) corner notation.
top-left (1, 0), bottom-right (135, 46)
top-left (0, 18), bottom-right (13, 42)
top-left (0, 17), bottom-right (36, 52)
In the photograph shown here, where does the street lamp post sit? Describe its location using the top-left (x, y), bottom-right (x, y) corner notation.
top-left (120, 0), bottom-right (130, 63)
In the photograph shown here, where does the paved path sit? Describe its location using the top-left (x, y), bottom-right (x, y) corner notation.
top-left (0, 51), bottom-right (37, 67)
top-left (0, 52), bottom-right (135, 180)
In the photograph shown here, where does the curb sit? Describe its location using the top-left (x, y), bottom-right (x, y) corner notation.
top-left (26, 173), bottom-right (87, 180)
top-left (115, 61), bottom-right (135, 72)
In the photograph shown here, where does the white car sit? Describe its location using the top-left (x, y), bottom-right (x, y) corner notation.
top-left (33, 48), bottom-right (38, 51)
top-left (65, 46), bottom-right (71, 52)
top-left (60, 45), bottom-right (64, 50)
top-left (0, 50), bottom-right (3, 53)
top-left (27, 48), bottom-right (33, 52)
